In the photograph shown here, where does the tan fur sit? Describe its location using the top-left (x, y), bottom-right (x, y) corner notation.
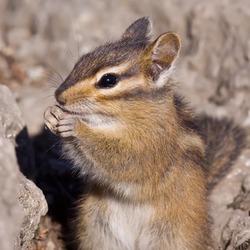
top-left (44, 17), bottom-right (245, 250)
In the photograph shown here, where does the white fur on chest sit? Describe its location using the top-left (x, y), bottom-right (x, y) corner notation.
top-left (107, 198), bottom-right (153, 250)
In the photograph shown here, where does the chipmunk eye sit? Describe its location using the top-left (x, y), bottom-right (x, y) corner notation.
top-left (96, 74), bottom-right (118, 89)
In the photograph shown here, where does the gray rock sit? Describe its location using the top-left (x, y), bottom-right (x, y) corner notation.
top-left (227, 173), bottom-right (250, 214)
top-left (0, 83), bottom-right (35, 179)
top-left (0, 85), bottom-right (24, 139)
top-left (0, 84), bottom-right (48, 249)
top-left (0, 126), bottom-right (22, 250)
top-left (243, 174), bottom-right (250, 193)
top-left (221, 211), bottom-right (250, 250)
top-left (18, 173), bottom-right (48, 248)
top-left (179, 0), bottom-right (250, 122)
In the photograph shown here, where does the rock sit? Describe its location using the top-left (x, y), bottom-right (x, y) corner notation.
top-left (179, 0), bottom-right (250, 125)
top-left (243, 174), bottom-right (250, 193)
top-left (0, 123), bottom-right (22, 250)
top-left (221, 211), bottom-right (250, 250)
top-left (228, 174), bottom-right (250, 213)
top-left (184, 0), bottom-right (250, 96)
top-left (0, 85), bottom-right (24, 138)
top-left (0, 84), bottom-right (48, 249)
top-left (0, 84), bottom-right (35, 179)
top-left (18, 173), bottom-right (48, 248)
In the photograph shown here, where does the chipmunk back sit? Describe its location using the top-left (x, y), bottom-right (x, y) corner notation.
top-left (44, 17), bottom-right (245, 250)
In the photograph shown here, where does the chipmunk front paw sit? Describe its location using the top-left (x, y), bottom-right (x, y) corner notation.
top-left (44, 105), bottom-right (78, 138)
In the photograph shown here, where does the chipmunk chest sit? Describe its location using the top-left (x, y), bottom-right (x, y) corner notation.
top-left (107, 199), bottom-right (152, 248)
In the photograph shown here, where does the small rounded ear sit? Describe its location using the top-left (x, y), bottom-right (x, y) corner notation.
top-left (122, 17), bottom-right (152, 41)
top-left (149, 32), bottom-right (181, 81)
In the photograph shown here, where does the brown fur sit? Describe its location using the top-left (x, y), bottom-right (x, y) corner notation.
top-left (44, 17), bottom-right (245, 250)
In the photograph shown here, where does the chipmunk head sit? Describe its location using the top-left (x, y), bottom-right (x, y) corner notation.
top-left (55, 17), bottom-right (180, 128)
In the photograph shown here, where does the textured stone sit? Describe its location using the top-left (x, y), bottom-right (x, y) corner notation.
top-left (0, 124), bottom-right (22, 250)
top-left (0, 84), bottom-right (48, 249)
top-left (227, 173), bottom-right (250, 212)
top-left (18, 173), bottom-right (48, 247)
top-left (221, 212), bottom-right (250, 250)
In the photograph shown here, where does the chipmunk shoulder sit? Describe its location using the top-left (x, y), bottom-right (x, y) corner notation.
top-left (44, 17), bottom-right (245, 250)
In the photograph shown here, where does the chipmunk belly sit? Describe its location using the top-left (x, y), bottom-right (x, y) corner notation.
top-left (107, 198), bottom-right (153, 249)
top-left (79, 194), bottom-right (199, 250)
top-left (77, 193), bottom-right (153, 250)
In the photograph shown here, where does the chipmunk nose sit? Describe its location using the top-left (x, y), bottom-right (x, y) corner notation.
top-left (55, 88), bottom-right (66, 105)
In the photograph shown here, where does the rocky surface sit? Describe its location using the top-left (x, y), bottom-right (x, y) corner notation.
top-left (0, 85), bottom-right (47, 249)
top-left (221, 211), bottom-right (250, 250)
top-left (0, 86), bottom-right (22, 250)
top-left (18, 173), bottom-right (48, 249)
top-left (0, 0), bottom-right (249, 249)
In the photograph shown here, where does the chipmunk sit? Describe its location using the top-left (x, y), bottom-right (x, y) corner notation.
top-left (44, 17), bottom-right (245, 250)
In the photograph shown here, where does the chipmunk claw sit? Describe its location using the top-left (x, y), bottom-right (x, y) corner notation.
top-left (44, 105), bottom-right (77, 138)
top-left (44, 106), bottom-right (60, 134)
top-left (57, 116), bottom-right (77, 138)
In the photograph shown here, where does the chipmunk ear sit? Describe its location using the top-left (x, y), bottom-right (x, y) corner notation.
top-left (122, 17), bottom-right (152, 41)
top-left (148, 32), bottom-right (181, 83)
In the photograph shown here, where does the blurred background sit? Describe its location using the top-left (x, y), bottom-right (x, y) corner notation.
top-left (1, 0), bottom-right (250, 133)
top-left (0, 0), bottom-right (250, 249)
